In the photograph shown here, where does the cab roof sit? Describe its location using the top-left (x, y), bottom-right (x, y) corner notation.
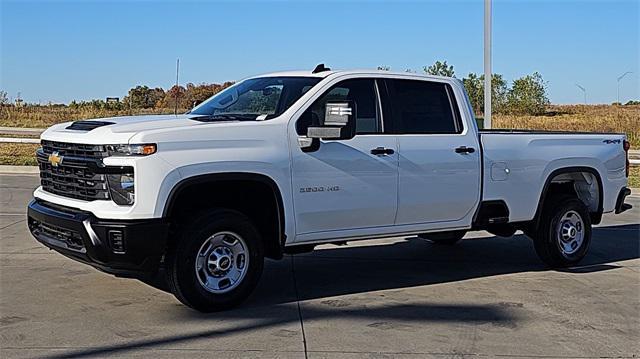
top-left (253, 69), bottom-right (457, 82)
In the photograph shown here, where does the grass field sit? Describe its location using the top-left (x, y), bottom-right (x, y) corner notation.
top-left (492, 105), bottom-right (640, 147)
top-left (0, 106), bottom-right (183, 129)
top-left (1, 104), bottom-right (638, 145)
top-left (0, 143), bottom-right (39, 166)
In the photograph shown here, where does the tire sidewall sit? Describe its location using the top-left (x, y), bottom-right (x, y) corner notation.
top-left (172, 210), bottom-right (264, 312)
top-left (544, 198), bottom-right (592, 265)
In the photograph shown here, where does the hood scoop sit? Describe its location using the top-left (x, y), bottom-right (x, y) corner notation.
top-left (66, 120), bottom-right (115, 131)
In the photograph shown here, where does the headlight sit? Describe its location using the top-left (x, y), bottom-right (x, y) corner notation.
top-left (106, 144), bottom-right (156, 156)
top-left (107, 172), bottom-right (135, 205)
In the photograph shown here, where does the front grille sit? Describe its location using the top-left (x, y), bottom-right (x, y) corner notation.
top-left (37, 141), bottom-right (110, 201)
top-left (41, 140), bottom-right (108, 159)
top-left (29, 218), bottom-right (85, 252)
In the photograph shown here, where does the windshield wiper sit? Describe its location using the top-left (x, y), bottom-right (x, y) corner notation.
top-left (189, 114), bottom-right (257, 122)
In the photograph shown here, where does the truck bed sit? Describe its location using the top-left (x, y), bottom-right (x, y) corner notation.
top-left (479, 131), bottom-right (628, 222)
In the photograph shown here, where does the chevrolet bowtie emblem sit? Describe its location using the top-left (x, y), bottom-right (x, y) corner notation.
top-left (48, 151), bottom-right (63, 167)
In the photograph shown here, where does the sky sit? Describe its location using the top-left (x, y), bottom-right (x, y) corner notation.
top-left (1, 0), bottom-right (638, 105)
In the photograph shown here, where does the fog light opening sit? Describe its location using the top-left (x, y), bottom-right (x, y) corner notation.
top-left (109, 230), bottom-right (125, 254)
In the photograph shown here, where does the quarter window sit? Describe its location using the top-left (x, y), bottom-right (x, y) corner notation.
top-left (386, 79), bottom-right (461, 134)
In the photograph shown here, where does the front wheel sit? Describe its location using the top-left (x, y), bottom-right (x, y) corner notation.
top-left (166, 209), bottom-right (264, 312)
top-left (532, 196), bottom-right (592, 268)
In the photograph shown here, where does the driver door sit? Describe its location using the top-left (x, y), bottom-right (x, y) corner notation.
top-left (290, 78), bottom-right (399, 241)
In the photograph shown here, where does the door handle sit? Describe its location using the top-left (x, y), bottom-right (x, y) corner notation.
top-left (455, 146), bottom-right (476, 154)
top-left (371, 147), bottom-right (395, 156)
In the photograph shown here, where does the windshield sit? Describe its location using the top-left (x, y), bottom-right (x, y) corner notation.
top-left (190, 76), bottom-right (321, 121)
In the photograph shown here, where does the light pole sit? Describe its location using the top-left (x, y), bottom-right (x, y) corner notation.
top-left (484, 0), bottom-right (492, 128)
top-left (617, 71), bottom-right (632, 105)
top-left (575, 84), bottom-right (586, 105)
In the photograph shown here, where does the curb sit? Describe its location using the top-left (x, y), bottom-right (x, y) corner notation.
top-left (0, 137), bottom-right (40, 144)
top-left (0, 126), bottom-right (44, 135)
top-left (0, 165), bottom-right (39, 174)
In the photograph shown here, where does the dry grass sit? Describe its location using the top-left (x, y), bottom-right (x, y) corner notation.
top-left (493, 105), bottom-right (640, 148)
top-left (0, 143), bottom-right (39, 166)
top-left (0, 106), bottom-right (185, 129)
top-left (2, 104), bottom-right (637, 146)
top-left (629, 167), bottom-right (640, 188)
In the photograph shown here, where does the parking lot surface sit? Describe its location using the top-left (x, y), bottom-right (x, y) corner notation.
top-left (1, 174), bottom-right (639, 358)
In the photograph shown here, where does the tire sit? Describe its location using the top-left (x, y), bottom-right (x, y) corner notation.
top-left (166, 209), bottom-right (264, 312)
top-left (532, 196), bottom-right (592, 268)
top-left (419, 230), bottom-right (466, 245)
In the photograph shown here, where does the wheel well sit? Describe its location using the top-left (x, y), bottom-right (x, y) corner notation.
top-left (535, 167), bottom-right (603, 226)
top-left (164, 174), bottom-right (285, 260)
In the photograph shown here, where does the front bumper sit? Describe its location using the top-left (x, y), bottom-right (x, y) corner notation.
top-left (27, 199), bottom-right (169, 278)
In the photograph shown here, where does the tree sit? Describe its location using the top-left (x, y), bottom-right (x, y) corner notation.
top-left (488, 74), bottom-right (508, 113)
top-left (0, 90), bottom-right (8, 106)
top-left (463, 73), bottom-right (483, 115)
top-left (158, 85), bottom-right (187, 109)
top-left (506, 72), bottom-right (549, 115)
top-left (424, 60), bottom-right (455, 77)
top-left (183, 82), bottom-right (234, 108)
top-left (462, 73), bottom-right (508, 115)
top-left (123, 85), bottom-right (165, 109)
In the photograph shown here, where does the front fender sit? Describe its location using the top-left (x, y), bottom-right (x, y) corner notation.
top-left (154, 162), bottom-right (295, 242)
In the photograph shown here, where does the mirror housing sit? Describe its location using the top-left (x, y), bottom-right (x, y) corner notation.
top-left (306, 101), bottom-right (356, 140)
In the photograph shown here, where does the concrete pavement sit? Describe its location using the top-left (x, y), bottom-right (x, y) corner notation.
top-left (1, 174), bottom-right (638, 358)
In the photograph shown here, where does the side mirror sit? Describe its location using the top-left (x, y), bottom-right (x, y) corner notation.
top-left (307, 101), bottom-right (356, 140)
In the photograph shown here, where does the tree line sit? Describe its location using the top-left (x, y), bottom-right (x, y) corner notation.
top-left (118, 61), bottom-right (551, 116)
top-left (2, 62), bottom-right (637, 116)
top-left (65, 81), bottom-right (235, 112)
top-left (382, 60), bottom-right (550, 116)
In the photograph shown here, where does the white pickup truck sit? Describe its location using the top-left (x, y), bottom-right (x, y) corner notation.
top-left (28, 65), bottom-right (632, 312)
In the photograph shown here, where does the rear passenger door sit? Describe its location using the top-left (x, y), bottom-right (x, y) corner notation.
top-left (383, 78), bottom-right (481, 227)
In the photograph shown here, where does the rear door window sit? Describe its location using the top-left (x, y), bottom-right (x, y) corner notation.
top-left (384, 79), bottom-right (461, 134)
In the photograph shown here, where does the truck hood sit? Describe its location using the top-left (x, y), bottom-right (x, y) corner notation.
top-left (41, 114), bottom-right (218, 144)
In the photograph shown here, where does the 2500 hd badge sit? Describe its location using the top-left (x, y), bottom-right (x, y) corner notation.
top-left (300, 185), bottom-right (341, 193)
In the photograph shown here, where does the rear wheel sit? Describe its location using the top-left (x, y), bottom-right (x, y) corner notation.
top-left (532, 196), bottom-right (591, 268)
top-left (419, 230), bottom-right (466, 245)
top-left (166, 209), bottom-right (264, 312)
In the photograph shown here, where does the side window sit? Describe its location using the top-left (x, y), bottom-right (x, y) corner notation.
top-left (296, 79), bottom-right (381, 136)
top-left (386, 79), bottom-right (461, 134)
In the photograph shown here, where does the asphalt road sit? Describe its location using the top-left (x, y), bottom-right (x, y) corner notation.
top-left (1, 174), bottom-right (638, 359)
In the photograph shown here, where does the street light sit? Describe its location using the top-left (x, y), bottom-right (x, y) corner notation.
top-left (575, 84), bottom-right (586, 105)
top-left (484, 0), bottom-right (492, 128)
top-left (617, 71), bottom-right (632, 105)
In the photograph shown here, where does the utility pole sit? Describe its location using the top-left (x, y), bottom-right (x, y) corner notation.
top-left (575, 84), bottom-right (586, 105)
top-left (617, 71), bottom-right (632, 105)
top-left (484, 0), bottom-right (492, 128)
top-left (174, 58), bottom-right (180, 115)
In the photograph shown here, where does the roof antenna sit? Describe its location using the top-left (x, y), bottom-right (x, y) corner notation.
top-left (312, 63), bottom-right (331, 74)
